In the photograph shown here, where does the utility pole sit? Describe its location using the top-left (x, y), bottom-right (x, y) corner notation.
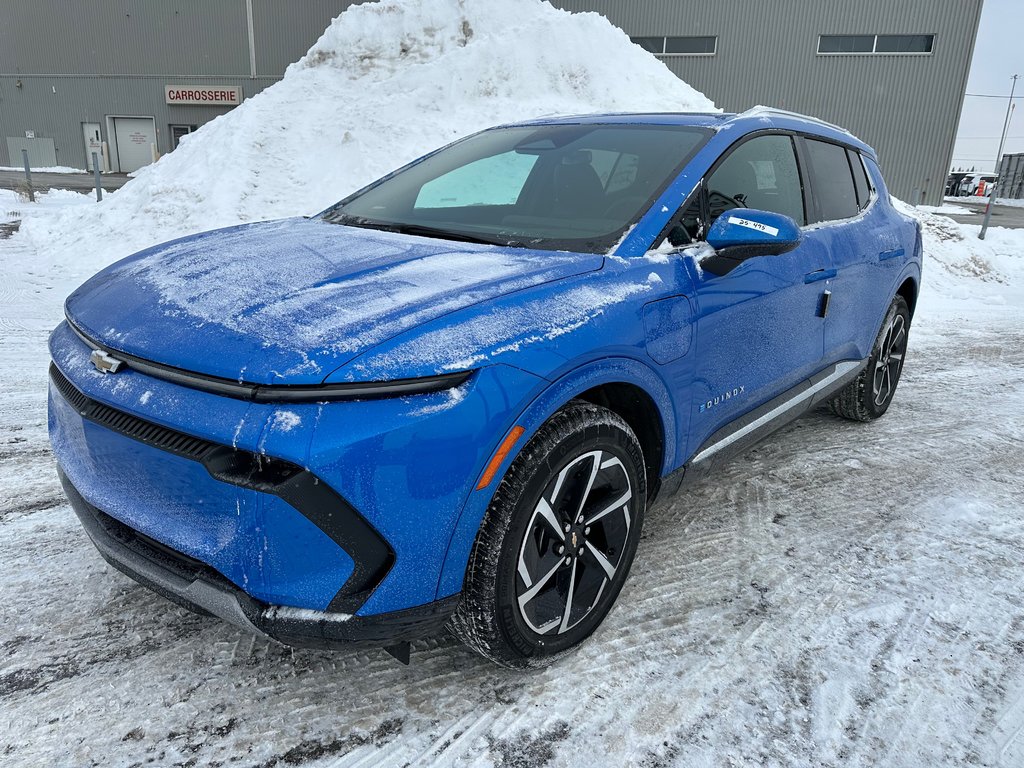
top-left (980, 74), bottom-right (1019, 240)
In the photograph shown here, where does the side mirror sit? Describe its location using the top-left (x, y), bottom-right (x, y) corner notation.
top-left (702, 208), bottom-right (802, 276)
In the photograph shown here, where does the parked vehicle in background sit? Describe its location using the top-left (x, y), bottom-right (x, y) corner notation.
top-left (49, 108), bottom-right (921, 668)
top-left (956, 172), bottom-right (998, 197)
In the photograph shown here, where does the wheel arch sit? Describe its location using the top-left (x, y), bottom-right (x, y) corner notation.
top-left (575, 381), bottom-right (665, 503)
top-left (896, 275), bottom-right (919, 319)
top-left (436, 356), bottom-right (678, 599)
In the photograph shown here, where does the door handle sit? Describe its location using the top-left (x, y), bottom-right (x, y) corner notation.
top-left (804, 268), bottom-right (837, 284)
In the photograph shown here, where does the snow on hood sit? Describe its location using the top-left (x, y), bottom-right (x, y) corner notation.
top-left (17, 0), bottom-right (715, 273)
top-left (63, 218), bottom-right (604, 384)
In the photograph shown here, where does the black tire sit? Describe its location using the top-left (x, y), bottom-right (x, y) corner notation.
top-left (450, 401), bottom-right (647, 668)
top-left (829, 295), bottom-right (911, 421)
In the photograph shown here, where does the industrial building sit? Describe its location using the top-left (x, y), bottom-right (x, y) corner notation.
top-left (1, 0), bottom-right (983, 205)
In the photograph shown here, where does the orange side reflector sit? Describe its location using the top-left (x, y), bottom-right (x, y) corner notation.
top-left (476, 426), bottom-right (525, 491)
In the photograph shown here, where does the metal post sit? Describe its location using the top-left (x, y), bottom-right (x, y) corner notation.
top-left (20, 149), bottom-right (36, 203)
top-left (92, 152), bottom-right (103, 201)
top-left (980, 74), bottom-right (1019, 240)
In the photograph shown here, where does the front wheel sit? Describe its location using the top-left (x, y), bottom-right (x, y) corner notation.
top-left (829, 295), bottom-right (910, 421)
top-left (450, 401), bottom-right (647, 668)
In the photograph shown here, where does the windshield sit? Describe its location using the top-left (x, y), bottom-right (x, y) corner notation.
top-left (322, 124), bottom-right (711, 252)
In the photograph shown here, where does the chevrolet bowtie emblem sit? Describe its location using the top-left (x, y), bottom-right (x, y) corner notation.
top-left (90, 349), bottom-right (124, 374)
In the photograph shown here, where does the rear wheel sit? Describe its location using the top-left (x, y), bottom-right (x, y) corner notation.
top-left (450, 401), bottom-right (647, 668)
top-left (829, 295), bottom-right (910, 421)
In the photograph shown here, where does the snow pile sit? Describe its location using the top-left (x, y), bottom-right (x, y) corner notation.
top-left (893, 199), bottom-right (1024, 308)
top-left (1, 188), bottom-right (93, 224)
top-left (16, 0), bottom-right (715, 264)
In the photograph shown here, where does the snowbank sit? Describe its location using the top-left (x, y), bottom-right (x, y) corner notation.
top-left (917, 203), bottom-right (973, 215)
top-left (892, 199), bottom-right (1024, 309)
top-left (1, 188), bottom-right (94, 223)
top-left (0, 165), bottom-right (84, 174)
top-left (16, 0), bottom-right (715, 265)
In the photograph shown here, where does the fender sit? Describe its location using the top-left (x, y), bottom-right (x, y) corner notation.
top-left (435, 355), bottom-right (678, 600)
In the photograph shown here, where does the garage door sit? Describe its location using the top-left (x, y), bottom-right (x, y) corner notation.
top-left (112, 117), bottom-right (156, 173)
top-left (6, 137), bottom-right (57, 168)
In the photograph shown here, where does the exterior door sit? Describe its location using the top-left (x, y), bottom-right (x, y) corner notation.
top-left (686, 134), bottom-right (829, 456)
top-left (82, 122), bottom-right (102, 171)
top-left (112, 116), bottom-right (156, 172)
top-left (800, 139), bottom-right (897, 364)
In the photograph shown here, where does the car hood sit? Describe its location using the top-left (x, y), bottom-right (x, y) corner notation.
top-left (64, 218), bottom-right (604, 385)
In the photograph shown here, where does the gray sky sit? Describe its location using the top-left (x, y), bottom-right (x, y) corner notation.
top-left (950, 0), bottom-right (1024, 173)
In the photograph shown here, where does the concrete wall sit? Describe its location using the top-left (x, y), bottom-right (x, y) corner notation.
top-left (556, 0), bottom-right (983, 205)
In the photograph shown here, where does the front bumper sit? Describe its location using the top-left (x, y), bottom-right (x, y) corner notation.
top-left (60, 468), bottom-right (460, 648)
top-left (48, 319), bottom-right (545, 619)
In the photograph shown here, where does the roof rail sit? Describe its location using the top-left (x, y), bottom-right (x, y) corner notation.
top-left (736, 105), bottom-right (854, 138)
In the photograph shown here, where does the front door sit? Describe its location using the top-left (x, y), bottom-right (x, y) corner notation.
top-left (82, 123), bottom-right (102, 171)
top-left (685, 134), bottom-right (830, 456)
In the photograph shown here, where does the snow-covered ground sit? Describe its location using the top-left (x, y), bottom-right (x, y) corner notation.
top-left (918, 203), bottom-right (973, 215)
top-left (1, 188), bottom-right (95, 224)
top-left (943, 194), bottom-right (1024, 209)
top-left (0, 165), bottom-right (84, 174)
top-left (3, 0), bottom-right (1024, 765)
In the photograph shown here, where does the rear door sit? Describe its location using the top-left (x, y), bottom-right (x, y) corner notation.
top-left (799, 138), bottom-right (895, 363)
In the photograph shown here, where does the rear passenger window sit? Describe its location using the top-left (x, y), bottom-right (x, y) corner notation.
top-left (847, 149), bottom-right (872, 210)
top-left (805, 139), bottom-right (859, 221)
top-left (706, 134), bottom-right (806, 226)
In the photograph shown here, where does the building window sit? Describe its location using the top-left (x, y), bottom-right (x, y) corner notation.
top-left (631, 36), bottom-right (665, 54)
top-left (875, 34), bottom-right (934, 53)
top-left (630, 36), bottom-right (717, 56)
top-left (818, 34), bottom-right (934, 55)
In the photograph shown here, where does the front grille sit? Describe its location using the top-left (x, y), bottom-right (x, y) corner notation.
top-left (49, 363), bottom-right (217, 463)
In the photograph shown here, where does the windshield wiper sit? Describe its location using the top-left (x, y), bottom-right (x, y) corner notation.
top-left (325, 212), bottom-right (523, 248)
top-left (386, 223), bottom-right (521, 247)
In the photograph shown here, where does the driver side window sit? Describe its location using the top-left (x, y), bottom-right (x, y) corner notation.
top-left (706, 135), bottom-right (806, 226)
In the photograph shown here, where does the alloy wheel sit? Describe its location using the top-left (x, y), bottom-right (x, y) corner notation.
top-left (873, 312), bottom-right (907, 407)
top-left (515, 449), bottom-right (634, 636)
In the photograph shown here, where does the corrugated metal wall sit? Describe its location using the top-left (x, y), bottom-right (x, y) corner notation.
top-left (252, 0), bottom-right (357, 75)
top-left (997, 154), bottom-right (1024, 199)
top-left (555, 0), bottom-right (983, 205)
top-left (1, 0), bottom-right (981, 202)
top-left (0, 1), bottom-right (250, 77)
top-left (0, 1), bottom-right (354, 168)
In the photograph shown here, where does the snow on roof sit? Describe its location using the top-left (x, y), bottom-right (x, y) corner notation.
top-left (17, 0), bottom-right (717, 266)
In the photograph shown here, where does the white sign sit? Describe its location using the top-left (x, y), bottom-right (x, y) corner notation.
top-left (165, 85), bottom-right (242, 106)
top-left (24, 130), bottom-right (35, 139)
top-left (727, 216), bottom-right (779, 237)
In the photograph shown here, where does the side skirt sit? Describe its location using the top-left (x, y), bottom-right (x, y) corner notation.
top-left (661, 358), bottom-right (866, 494)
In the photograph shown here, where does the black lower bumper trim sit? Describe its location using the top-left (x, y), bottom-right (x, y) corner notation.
top-left (59, 469), bottom-right (460, 649)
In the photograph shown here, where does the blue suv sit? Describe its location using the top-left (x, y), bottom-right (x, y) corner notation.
top-left (49, 109), bottom-right (921, 667)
